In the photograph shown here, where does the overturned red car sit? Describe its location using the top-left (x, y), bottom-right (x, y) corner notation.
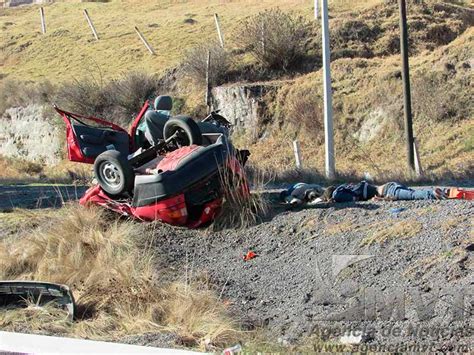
top-left (55, 96), bottom-right (250, 228)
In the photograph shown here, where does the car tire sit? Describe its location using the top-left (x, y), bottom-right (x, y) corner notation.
top-left (164, 116), bottom-right (202, 146)
top-left (94, 150), bottom-right (134, 197)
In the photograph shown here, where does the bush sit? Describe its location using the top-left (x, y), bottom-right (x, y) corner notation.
top-left (108, 71), bottom-right (164, 123)
top-left (55, 76), bottom-right (109, 118)
top-left (236, 9), bottom-right (309, 71)
top-left (274, 79), bottom-right (324, 138)
top-left (284, 88), bottom-right (323, 135)
top-left (180, 42), bottom-right (230, 86)
top-left (56, 71), bottom-right (167, 127)
top-left (0, 79), bottom-right (55, 116)
top-left (412, 70), bottom-right (469, 123)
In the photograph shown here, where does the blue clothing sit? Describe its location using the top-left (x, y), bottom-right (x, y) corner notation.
top-left (383, 182), bottom-right (436, 200)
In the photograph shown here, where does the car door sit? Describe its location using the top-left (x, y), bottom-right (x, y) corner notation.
top-left (55, 106), bottom-right (131, 164)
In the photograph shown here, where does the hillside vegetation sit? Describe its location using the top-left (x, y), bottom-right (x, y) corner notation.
top-left (1, 0), bottom-right (473, 181)
top-left (1, 0), bottom-right (384, 81)
top-left (241, 27), bottom-right (474, 180)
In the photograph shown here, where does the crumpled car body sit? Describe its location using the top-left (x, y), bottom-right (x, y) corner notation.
top-left (55, 102), bottom-right (249, 228)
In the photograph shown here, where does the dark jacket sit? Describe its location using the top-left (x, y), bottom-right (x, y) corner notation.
top-left (332, 181), bottom-right (377, 202)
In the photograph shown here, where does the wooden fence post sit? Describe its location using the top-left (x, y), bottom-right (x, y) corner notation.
top-left (293, 140), bottom-right (303, 170)
top-left (214, 13), bottom-right (225, 48)
top-left (40, 7), bottom-right (46, 34)
top-left (134, 26), bottom-right (155, 55)
top-left (83, 9), bottom-right (99, 41)
top-left (205, 50), bottom-right (211, 113)
top-left (413, 138), bottom-right (423, 177)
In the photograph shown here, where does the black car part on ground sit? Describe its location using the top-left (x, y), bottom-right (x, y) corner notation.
top-left (0, 281), bottom-right (75, 321)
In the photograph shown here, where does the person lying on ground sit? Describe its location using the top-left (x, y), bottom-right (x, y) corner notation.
top-left (322, 181), bottom-right (468, 202)
top-left (375, 182), bottom-right (453, 201)
top-left (280, 183), bottom-right (325, 205)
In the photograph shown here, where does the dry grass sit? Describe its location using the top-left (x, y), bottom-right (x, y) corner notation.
top-left (325, 220), bottom-right (358, 236)
top-left (0, 0), bottom-right (387, 82)
top-left (212, 162), bottom-right (270, 230)
top-left (0, 155), bottom-right (92, 184)
top-left (0, 208), bottom-right (59, 237)
top-left (242, 27), bottom-right (474, 182)
top-left (404, 244), bottom-right (470, 278)
top-left (360, 219), bottom-right (423, 246)
top-left (441, 216), bottom-right (468, 232)
top-left (0, 205), bottom-right (240, 349)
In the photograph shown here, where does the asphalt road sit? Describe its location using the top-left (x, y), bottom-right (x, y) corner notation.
top-left (0, 184), bottom-right (88, 211)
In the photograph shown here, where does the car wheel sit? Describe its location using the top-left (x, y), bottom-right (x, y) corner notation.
top-left (164, 116), bottom-right (202, 146)
top-left (94, 150), bottom-right (134, 197)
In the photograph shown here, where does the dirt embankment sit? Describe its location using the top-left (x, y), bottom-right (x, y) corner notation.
top-left (149, 199), bottom-right (473, 350)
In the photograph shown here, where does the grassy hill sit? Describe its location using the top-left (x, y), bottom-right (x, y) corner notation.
top-left (1, 0), bottom-right (473, 182)
top-left (239, 28), bottom-right (474, 181)
top-left (1, 0), bottom-right (382, 81)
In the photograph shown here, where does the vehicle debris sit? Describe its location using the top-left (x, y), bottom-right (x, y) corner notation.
top-left (54, 96), bottom-right (250, 228)
top-left (0, 281), bottom-right (75, 320)
top-left (243, 251), bottom-right (257, 261)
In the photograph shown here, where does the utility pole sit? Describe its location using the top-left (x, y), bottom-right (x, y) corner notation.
top-left (321, 0), bottom-right (335, 180)
top-left (398, 0), bottom-right (415, 171)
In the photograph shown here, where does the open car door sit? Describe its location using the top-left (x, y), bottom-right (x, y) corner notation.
top-left (54, 106), bottom-right (131, 164)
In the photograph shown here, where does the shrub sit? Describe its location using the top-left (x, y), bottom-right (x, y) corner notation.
top-left (107, 71), bottom-right (164, 123)
top-left (274, 80), bottom-right (324, 138)
top-left (284, 88), bottom-right (323, 135)
top-left (0, 79), bottom-right (55, 116)
top-left (55, 76), bottom-right (109, 118)
top-left (236, 9), bottom-right (309, 71)
top-left (55, 71), bottom-right (167, 127)
top-left (180, 42), bottom-right (230, 86)
top-left (411, 70), bottom-right (469, 123)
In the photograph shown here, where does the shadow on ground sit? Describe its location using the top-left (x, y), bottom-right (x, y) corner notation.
top-left (0, 184), bottom-right (88, 211)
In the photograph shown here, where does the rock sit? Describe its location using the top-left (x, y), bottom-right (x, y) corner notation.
top-left (464, 244), bottom-right (474, 252)
top-left (211, 83), bottom-right (280, 140)
top-left (353, 108), bottom-right (389, 143)
top-left (0, 105), bottom-right (62, 165)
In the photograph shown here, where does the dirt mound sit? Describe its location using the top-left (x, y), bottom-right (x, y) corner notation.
top-left (150, 198), bottom-right (473, 349)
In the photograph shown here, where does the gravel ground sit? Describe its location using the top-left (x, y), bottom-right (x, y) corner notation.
top-left (1, 184), bottom-right (472, 350)
top-left (148, 198), bottom-right (473, 350)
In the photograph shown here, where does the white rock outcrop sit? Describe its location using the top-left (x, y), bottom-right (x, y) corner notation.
top-left (0, 105), bottom-right (62, 165)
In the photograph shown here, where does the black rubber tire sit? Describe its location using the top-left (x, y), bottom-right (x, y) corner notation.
top-left (163, 116), bottom-right (202, 146)
top-left (93, 150), bottom-right (134, 197)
